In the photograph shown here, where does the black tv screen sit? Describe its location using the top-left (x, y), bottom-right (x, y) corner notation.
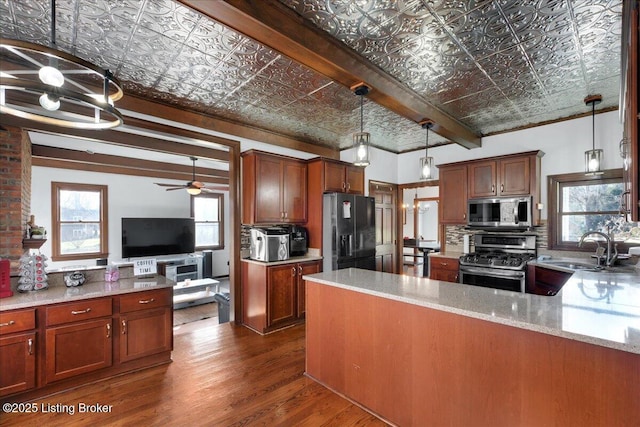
top-left (121, 218), bottom-right (195, 258)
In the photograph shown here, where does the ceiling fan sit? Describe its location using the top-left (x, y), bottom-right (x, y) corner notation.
top-left (154, 157), bottom-right (228, 195)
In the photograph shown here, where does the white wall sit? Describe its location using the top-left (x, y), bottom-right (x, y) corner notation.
top-left (31, 166), bottom-right (230, 275)
top-left (340, 146), bottom-right (399, 194)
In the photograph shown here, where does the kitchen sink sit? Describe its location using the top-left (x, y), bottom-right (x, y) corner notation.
top-left (538, 260), bottom-right (602, 272)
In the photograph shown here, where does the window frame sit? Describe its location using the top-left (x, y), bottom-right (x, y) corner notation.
top-left (51, 182), bottom-right (109, 261)
top-left (547, 169), bottom-right (633, 252)
top-left (190, 193), bottom-right (225, 251)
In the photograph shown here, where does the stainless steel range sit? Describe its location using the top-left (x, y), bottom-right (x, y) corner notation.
top-left (459, 233), bottom-right (537, 293)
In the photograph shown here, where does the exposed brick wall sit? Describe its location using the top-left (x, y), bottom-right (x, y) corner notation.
top-left (0, 126), bottom-right (31, 272)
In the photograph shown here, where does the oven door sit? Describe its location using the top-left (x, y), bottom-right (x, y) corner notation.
top-left (459, 266), bottom-right (525, 293)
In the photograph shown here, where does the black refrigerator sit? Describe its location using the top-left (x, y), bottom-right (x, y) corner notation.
top-left (322, 193), bottom-right (376, 272)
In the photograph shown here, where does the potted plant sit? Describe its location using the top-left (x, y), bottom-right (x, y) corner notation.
top-left (30, 227), bottom-right (46, 239)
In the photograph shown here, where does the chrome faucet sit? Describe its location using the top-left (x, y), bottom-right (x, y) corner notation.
top-left (578, 230), bottom-right (618, 267)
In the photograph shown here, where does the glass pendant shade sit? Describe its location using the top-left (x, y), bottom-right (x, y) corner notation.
top-left (585, 149), bottom-right (604, 175)
top-left (353, 131), bottom-right (370, 167)
top-left (420, 156), bottom-right (434, 180)
top-left (187, 187), bottom-right (202, 195)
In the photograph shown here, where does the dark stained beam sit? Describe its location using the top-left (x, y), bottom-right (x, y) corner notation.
top-left (31, 145), bottom-right (229, 180)
top-left (177, 0), bottom-right (481, 149)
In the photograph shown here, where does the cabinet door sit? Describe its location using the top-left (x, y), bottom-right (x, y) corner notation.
top-left (324, 161), bottom-right (347, 192)
top-left (120, 307), bottom-right (172, 363)
top-left (45, 318), bottom-right (113, 384)
top-left (468, 161), bottom-right (496, 198)
top-left (296, 261), bottom-right (321, 318)
top-left (346, 165), bottom-right (365, 194)
top-left (255, 155), bottom-right (284, 223)
top-left (0, 332), bottom-right (36, 396)
top-left (439, 166), bottom-right (468, 224)
top-left (267, 264), bottom-right (297, 327)
top-left (499, 157), bottom-right (530, 196)
top-left (282, 160), bottom-right (307, 222)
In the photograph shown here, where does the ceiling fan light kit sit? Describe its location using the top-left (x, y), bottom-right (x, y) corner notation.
top-left (0, 0), bottom-right (124, 130)
top-left (584, 94), bottom-right (604, 176)
top-left (352, 83), bottom-right (371, 167)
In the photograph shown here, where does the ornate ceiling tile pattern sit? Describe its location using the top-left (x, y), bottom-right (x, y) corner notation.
top-left (0, 0), bottom-right (622, 153)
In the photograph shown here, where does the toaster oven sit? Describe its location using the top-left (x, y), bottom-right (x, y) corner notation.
top-left (249, 227), bottom-right (290, 262)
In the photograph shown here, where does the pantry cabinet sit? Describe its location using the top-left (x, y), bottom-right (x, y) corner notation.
top-left (241, 150), bottom-right (307, 224)
top-left (242, 259), bottom-right (321, 334)
top-left (0, 309), bottom-right (36, 397)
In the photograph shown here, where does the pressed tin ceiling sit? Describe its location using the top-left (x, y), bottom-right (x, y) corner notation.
top-left (0, 0), bottom-right (622, 154)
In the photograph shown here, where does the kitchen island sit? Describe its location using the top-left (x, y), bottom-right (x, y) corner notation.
top-left (303, 268), bottom-right (640, 426)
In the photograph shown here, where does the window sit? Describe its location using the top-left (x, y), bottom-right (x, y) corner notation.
top-left (51, 182), bottom-right (108, 261)
top-left (191, 193), bottom-right (224, 250)
top-left (548, 170), bottom-right (640, 251)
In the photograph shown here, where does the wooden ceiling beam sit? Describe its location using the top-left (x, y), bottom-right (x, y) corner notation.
top-left (178, 0), bottom-right (481, 149)
top-left (32, 145), bottom-right (230, 179)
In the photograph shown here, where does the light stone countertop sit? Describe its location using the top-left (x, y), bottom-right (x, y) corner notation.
top-left (429, 251), bottom-right (464, 259)
top-left (0, 275), bottom-right (175, 311)
top-left (303, 267), bottom-right (640, 355)
top-left (241, 254), bottom-right (323, 266)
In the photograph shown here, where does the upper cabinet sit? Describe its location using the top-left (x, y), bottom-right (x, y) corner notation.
top-left (242, 150), bottom-right (307, 225)
top-left (321, 160), bottom-right (365, 194)
top-left (468, 154), bottom-right (536, 199)
top-left (439, 151), bottom-right (544, 225)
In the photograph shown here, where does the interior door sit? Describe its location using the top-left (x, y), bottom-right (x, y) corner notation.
top-left (370, 181), bottom-right (397, 273)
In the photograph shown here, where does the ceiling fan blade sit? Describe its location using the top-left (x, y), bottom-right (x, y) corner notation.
top-left (165, 187), bottom-right (184, 191)
top-left (155, 182), bottom-right (186, 187)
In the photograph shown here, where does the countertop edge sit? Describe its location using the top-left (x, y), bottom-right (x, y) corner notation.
top-left (241, 255), bottom-right (323, 266)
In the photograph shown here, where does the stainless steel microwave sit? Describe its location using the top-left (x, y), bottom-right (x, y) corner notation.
top-left (467, 196), bottom-right (532, 229)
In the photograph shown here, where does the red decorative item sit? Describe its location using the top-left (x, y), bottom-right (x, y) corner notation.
top-left (0, 259), bottom-right (13, 298)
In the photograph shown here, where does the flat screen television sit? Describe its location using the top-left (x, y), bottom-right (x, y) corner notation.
top-left (121, 217), bottom-right (195, 259)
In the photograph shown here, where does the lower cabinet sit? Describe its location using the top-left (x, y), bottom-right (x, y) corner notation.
top-left (429, 257), bottom-right (460, 283)
top-left (0, 308), bottom-right (37, 397)
top-left (1, 287), bottom-right (173, 400)
top-left (242, 259), bottom-right (321, 334)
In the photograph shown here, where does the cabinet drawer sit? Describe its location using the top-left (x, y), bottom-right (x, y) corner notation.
top-left (119, 289), bottom-right (171, 313)
top-left (47, 298), bottom-right (112, 326)
top-left (430, 258), bottom-right (459, 271)
top-left (0, 309), bottom-right (36, 335)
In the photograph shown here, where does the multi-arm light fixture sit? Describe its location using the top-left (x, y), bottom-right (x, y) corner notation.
top-left (352, 83), bottom-right (370, 167)
top-left (584, 94), bottom-right (604, 175)
top-left (0, 0), bottom-right (124, 129)
top-left (419, 120), bottom-right (435, 180)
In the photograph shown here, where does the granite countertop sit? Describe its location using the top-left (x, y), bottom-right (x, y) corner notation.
top-left (0, 275), bottom-right (175, 311)
top-left (241, 254), bottom-right (323, 266)
top-left (303, 267), bottom-right (640, 355)
top-left (429, 251), bottom-right (464, 259)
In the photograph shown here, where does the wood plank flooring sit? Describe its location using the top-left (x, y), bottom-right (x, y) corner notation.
top-left (2, 320), bottom-right (388, 426)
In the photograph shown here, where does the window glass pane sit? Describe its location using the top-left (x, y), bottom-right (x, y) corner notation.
top-left (59, 190), bottom-right (101, 221)
top-left (561, 183), bottom-right (624, 213)
top-left (194, 197), bottom-right (218, 221)
top-left (195, 223), bottom-right (219, 247)
top-left (561, 214), bottom-right (618, 242)
top-left (59, 223), bottom-right (101, 255)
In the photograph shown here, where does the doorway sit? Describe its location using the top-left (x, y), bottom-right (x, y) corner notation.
top-left (369, 181), bottom-right (397, 273)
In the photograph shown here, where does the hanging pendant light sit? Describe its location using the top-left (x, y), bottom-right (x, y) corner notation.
top-left (352, 83), bottom-right (370, 167)
top-left (419, 120), bottom-right (435, 180)
top-left (0, 0), bottom-right (124, 129)
top-left (584, 94), bottom-right (603, 175)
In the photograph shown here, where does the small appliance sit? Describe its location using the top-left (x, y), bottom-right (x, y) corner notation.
top-left (249, 227), bottom-right (290, 262)
top-left (467, 196), bottom-right (533, 230)
top-left (288, 225), bottom-right (308, 257)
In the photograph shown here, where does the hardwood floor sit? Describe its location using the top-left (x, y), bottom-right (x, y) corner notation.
top-left (2, 320), bottom-right (388, 426)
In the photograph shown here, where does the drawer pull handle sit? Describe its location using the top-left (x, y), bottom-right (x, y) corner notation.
top-left (71, 308), bottom-right (92, 315)
top-left (138, 298), bottom-right (155, 304)
top-left (122, 319), bottom-right (127, 335)
top-left (0, 320), bottom-right (16, 327)
top-left (28, 338), bottom-right (33, 355)
top-left (441, 262), bottom-right (448, 266)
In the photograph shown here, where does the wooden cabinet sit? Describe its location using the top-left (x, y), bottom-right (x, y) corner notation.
top-left (118, 289), bottom-right (173, 363)
top-left (0, 309), bottom-right (36, 397)
top-left (242, 259), bottom-right (321, 334)
top-left (241, 150), bottom-right (307, 224)
top-left (307, 158), bottom-right (365, 252)
top-left (439, 151), bottom-right (543, 225)
top-left (429, 257), bottom-right (459, 283)
top-left (621, 2), bottom-right (638, 221)
top-left (45, 298), bottom-right (113, 384)
top-left (439, 165), bottom-right (467, 224)
top-left (526, 264), bottom-right (573, 296)
top-left (468, 155), bottom-right (533, 199)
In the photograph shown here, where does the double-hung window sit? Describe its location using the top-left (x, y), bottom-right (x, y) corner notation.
top-left (51, 182), bottom-right (108, 261)
top-left (191, 193), bottom-right (224, 250)
top-left (548, 170), bottom-right (640, 251)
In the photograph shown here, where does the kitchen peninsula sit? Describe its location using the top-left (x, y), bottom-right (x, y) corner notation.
top-left (303, 268), bottom-right (640, 426)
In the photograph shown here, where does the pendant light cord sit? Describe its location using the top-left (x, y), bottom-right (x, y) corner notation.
top-left (360, 94), bottom-right (364, 133)
top-left (591, 100), bottom-right (595, 150)
top-left (49, 0), bottom-right (56, 48)
top-left (425, 125), bottom-right (429, 157)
